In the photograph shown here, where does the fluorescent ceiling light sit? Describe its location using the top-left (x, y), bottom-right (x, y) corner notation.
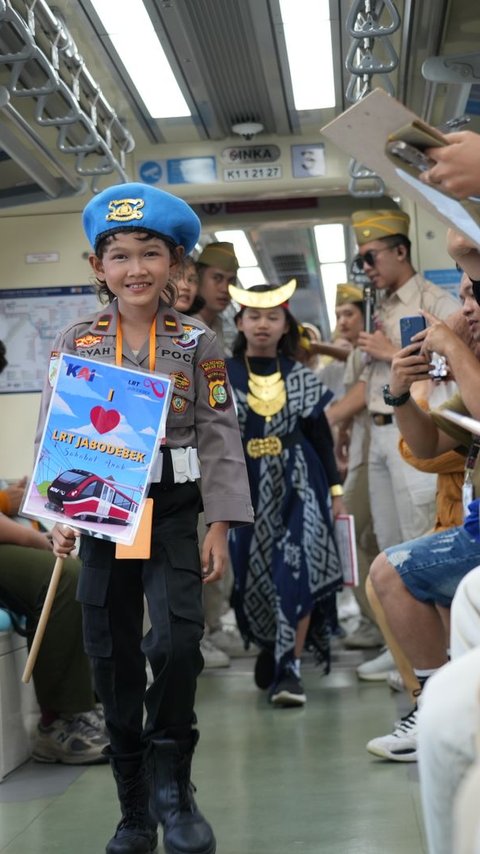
top-left (91, 0), bottom-right (191, 118)
top-left (237, 267), bottom-right (267, 289)
top-left (320, 262), bottom-right (348, 329)
top-left (215, 230), bottom-right (257, 268)
top-left (279, 0), bottom-right (335, 110)
top-left (314, 224), bottom-right (346, 264)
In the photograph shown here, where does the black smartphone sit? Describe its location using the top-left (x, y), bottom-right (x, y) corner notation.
top-left (386, 140), bottom-right (436, 173)
top-left (400, 315), bottom-right (426, 350)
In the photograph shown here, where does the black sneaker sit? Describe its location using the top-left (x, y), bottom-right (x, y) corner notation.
top-left (254, 648), bottom-right (276, 690)
top-left (269, 663), bottom-right (306, 707)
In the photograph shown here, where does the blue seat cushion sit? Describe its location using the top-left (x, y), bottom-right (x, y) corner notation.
top-left (0, 609), bottom-right (26, 633)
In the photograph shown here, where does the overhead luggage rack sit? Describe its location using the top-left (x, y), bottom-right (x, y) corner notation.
top-left (0, 0), bottom-right (135, 205)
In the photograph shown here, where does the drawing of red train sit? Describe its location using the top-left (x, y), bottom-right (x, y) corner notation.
top-left (46, 469), bottom-right (139, 524)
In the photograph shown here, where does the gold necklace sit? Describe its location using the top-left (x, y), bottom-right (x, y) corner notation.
top-left (245, 355), bottom-right (286, 422)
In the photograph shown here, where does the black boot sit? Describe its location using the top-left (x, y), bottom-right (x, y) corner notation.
top-left (149, 730), bottom-right (216, 854)
top-left (106, 749), bottom-right (158, 854)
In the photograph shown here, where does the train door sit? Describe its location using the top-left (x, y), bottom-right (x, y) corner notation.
top-left (97, 483), bottom-right (115, 519)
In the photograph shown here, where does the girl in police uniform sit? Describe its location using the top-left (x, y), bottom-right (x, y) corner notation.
top-left (45, 183), bottom-right (253, 854)
top-left (226, 282), bottom-right (344, 707)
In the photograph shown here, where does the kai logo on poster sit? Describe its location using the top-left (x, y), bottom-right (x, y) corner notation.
top-left (23, 354), bottom-right (172, 544)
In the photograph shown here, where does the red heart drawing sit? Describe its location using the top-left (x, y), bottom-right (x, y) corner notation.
top-left (90, 406), bottom-right (121, 434)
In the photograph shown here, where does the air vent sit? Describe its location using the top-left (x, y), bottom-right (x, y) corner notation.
top-left (272, 253), bottom-right (309, 289)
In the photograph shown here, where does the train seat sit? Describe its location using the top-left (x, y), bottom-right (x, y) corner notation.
top-left (0, 609), bottom-right (37, 780)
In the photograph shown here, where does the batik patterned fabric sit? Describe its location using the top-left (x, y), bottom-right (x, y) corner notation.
top-left (227, 355), bottom-right (342, 672)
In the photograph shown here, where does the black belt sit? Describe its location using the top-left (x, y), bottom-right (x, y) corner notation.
top-left (371, 413), bottom-right (394, 426)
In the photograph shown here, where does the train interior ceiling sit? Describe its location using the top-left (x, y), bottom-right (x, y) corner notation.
top-left (0, 0), bottom-right (479, 334)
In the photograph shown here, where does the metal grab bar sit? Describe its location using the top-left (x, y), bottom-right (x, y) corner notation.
top-left (9, 46), bottom-right (60, 96)
top-left (0, 84), bottom-right (84, 193)
top-left (344, 0), bottom-right (401, 199)
top-left (345, 39), bottom-right (399, 76)
top-left (346, 0), bottom-right (401, 38)
top-left (0, 0), bottom-right (134, 191)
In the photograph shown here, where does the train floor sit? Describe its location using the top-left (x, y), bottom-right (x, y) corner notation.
top-left (0, 644), bottom-right (426, 854)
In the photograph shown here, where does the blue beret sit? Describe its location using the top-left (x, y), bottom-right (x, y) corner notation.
top-left (82, 182), bottom-right (201, 254)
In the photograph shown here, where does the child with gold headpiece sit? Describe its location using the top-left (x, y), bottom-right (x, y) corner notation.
top-left (227, 281), bottom-right (344, 707)
top-left (37, 182), bottom-right (253, 854)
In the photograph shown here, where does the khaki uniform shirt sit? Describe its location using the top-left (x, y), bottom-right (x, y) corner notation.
top-left (191, 313), bottom-right (231, 359)
top-left (36, 300), bottom-right (254, 528)
top-left (361, 273), bottom-right (459, 414)
top-left (343, 347), bottom-right (370, 470)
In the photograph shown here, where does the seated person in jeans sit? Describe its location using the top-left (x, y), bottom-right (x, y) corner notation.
top-left (366, 271), bottom-right (480, 762)
top-left (0, 339), bottom-right (106, 765)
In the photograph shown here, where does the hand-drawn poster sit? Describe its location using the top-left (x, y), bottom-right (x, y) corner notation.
top-left (22, 354), bottom-right (172, 544)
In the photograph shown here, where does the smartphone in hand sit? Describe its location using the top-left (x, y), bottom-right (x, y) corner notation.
top-left (386, 140), bottom-right (436, 173)
top-left (400, 315), bottom-right (426, 350)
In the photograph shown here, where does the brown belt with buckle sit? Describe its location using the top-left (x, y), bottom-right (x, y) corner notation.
top-left (371, 413), bottom-right (394, 426)
top-left (246, 429), bottom-right (303, 459)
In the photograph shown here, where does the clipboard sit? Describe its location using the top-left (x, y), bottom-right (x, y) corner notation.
top-left (334, 514), bottom-right (359, 587)
top-left (115, 498), bottom-right (153, 559)
top-left (321, 88), bottom-right (480, 247)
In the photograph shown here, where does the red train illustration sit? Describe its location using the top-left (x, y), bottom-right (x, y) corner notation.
top-left (46, 469), bottom-right (139, 525)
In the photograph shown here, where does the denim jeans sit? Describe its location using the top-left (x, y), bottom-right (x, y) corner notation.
top-left (385, 526), bottom-right (480, 607)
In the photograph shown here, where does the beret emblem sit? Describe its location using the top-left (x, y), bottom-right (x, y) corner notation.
top-left (106, 198), bottom-right (145, 223)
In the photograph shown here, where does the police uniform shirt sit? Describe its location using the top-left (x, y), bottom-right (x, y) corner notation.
top-left (36, 300), bottom-right (254, 528)
top-left (360, 273), bottom-right (459, 414)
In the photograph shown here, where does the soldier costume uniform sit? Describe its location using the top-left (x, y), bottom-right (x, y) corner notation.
top-left (352, 209), bottom-right (459, 550)
top-left (36, 183), bottom-right (253, 854)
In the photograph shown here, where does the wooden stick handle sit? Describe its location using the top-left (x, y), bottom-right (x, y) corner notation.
top-left (22, 556), bottom-right (64, 684)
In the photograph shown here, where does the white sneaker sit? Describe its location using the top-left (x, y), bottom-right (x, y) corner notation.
top-left (209, 627), bottom-right (257, 658)
top-left (32, 714), bottom-right (108, 765)
top-left (366, 707), bottom-right (418, 762)
top-left (200, 637), bottom-right (230, 668)
top-left (343, 617), bottom-right (383, 649)
top-left (356, 647), bottom-right (396, 681)
top-left (386, 670), bottom-right (405, 693)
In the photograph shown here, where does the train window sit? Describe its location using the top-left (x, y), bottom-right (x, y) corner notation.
top-left (59, 470), bottom-right (86, 484)
top-left (113, 493), bottom-right (132, 510)
top-left (81, 482), bottom-right (97, 498)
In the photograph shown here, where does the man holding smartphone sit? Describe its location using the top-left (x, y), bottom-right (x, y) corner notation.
top-left (330, 209), bottom-right (459, 557)
top-left (329, 210), bottom-right (458, 661)
top-left (367, 270), bottom-right (480, 769)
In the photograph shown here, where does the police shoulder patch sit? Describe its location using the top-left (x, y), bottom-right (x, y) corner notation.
top-left (199, 359), bottom-right (231, 410)
top-left (74, 333), bottom-right (103, 349)
top-left (93, 315), bottom-right (112, 332)
top-left (48, 350), bottom-right (60, 387)
top-left (163, 314), bottom-right (181, 333)
top-left (172, 325), bottom-right (205, 350)
top-left (170, 370), bottom-right (191, 392)
top-left (171, 395), bottom-right (188, 414)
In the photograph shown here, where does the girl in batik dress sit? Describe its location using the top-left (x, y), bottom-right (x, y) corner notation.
top-left (227, 281), bottom-right (344, 707)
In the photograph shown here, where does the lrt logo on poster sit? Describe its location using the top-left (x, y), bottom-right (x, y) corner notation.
top-left (66, 363), bottom-right (96, 382)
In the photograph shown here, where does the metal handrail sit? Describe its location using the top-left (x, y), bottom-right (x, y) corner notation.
top-left (344, 0), bottom-right (401, 198)
top-left (0, 0), bottom-right (135, 195)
